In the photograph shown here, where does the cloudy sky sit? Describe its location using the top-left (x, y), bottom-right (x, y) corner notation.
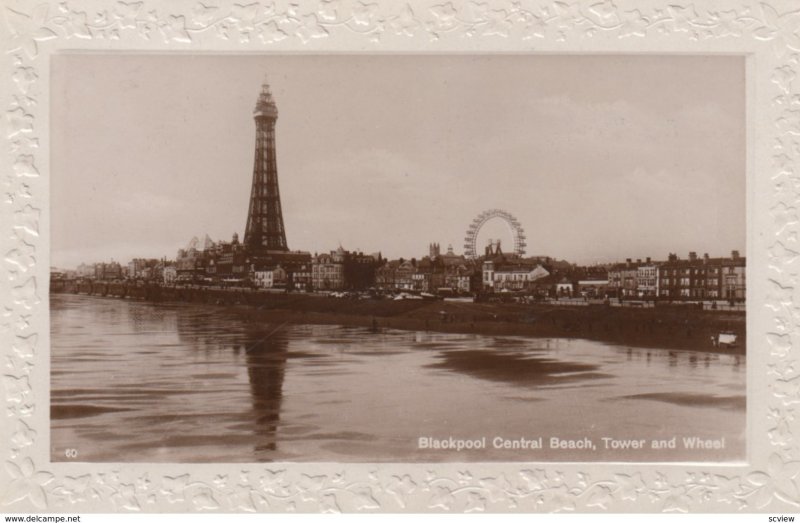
top-left (51, 54), bottom-right (745, 268)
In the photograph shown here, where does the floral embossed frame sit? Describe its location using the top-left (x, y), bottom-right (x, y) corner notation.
top-left (0, 0), bottom-right (796, 513)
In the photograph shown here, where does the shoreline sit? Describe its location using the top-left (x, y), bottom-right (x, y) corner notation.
top-left (52, 285), bottom-right (746, 355)
top-left (230, 303), bottom-right (746, 355)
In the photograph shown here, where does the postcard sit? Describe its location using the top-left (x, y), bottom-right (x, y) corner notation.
top-left (1, 0), bottom-right (796, 514)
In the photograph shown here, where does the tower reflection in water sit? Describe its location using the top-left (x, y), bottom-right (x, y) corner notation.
top-left (176, 311), bottom-right (288, 458)
top-left (242, 329), bottom-right (287, 455)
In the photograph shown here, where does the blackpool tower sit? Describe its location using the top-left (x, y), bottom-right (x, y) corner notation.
top-left (244, 82), bottom-right (289, 254)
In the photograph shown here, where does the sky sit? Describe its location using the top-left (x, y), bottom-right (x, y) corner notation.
top-left (51, 54), bottom-right (746, 269)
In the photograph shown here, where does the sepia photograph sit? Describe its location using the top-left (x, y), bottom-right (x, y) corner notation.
top-left (49, 53), bottom-right (746, 464)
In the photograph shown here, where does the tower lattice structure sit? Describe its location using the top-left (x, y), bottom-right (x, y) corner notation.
top-left (244, 82), bottom-right (289, 254)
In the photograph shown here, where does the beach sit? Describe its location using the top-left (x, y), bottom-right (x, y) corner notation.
top-left (52, 281), bottom-right (745, 354)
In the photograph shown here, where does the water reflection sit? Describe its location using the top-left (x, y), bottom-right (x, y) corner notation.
top-left (174, 309), bottom-right (289, 456)
top-left (668, 351), bottom-right (678, 367)
top-left (50, 294), bottom-right (746, 463)
top-left (243, 331), bottom-right (287, 454)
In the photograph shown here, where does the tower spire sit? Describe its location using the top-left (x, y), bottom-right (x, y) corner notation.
top-left (244, 79), bottom-right (288, 253)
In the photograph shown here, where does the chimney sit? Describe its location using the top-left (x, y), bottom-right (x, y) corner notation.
top-left (636, 258), bottom-right (642, 264)
top-left (646, 257), bottom-right (651, 264)
top-left (732, 250), bottom-right (740, 260)
top-left (668, 253), bottom-right (678, 262)
top-left (626, 258), bottom-right (632, 267)
top-left (703, 253), bottom-right (709, 264)
top-left (689, 252), bottom-right (697, 262)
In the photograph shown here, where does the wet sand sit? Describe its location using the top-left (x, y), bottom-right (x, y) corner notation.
top-left (229, 300), bottom-right (746, 355)
top-left (52, 285), bottom-right (746, 354)
top-left (619, 392), bottom-right (746, 410)
top-left (426, 349), bottom-right (614, 385)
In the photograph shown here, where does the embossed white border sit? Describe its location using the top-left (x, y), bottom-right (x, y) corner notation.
top-left (0, 0), bottom-right (795, 513)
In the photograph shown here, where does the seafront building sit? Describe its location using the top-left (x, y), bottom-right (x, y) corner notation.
top-left (93, 261), bottom-right (122, 280)
top-left (311, 249), bottom-right (346, 291)
top-left (637, 263), bottom-right (658, 297)
top-left (607, 259), bottom-right (648, 297)
top-left (657, 251), bottom-right (746, 301)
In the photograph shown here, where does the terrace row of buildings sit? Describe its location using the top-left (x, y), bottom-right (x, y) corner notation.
top-left (481, 249), bottom-right (746, 301)
top-left (605, 251), bottom-right (746, 301)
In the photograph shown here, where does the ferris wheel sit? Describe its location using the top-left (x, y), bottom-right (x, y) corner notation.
top-left (463, 209), bottom-right (527, 259)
